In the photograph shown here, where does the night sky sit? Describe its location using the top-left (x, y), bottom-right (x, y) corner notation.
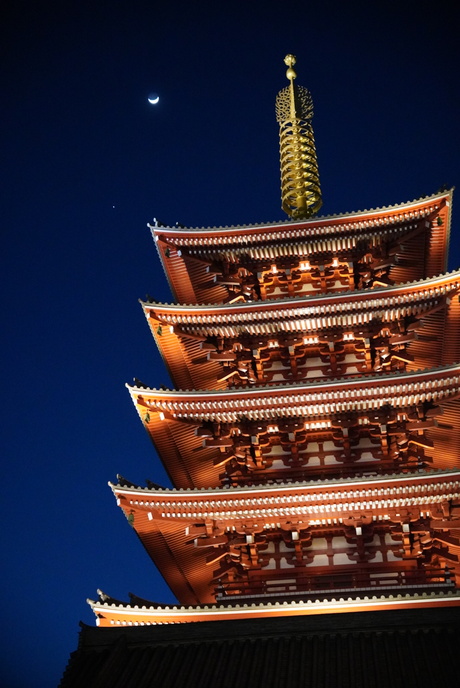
top-left (3, 1), bottom-right (460, 686)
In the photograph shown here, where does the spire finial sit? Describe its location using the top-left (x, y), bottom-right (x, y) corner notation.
top-left (284, 54), bottom-right (297, 81)
top-left (275, 55), bottom-right (322, 219)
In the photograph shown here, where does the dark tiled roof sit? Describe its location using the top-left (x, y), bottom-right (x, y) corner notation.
top-left (60, 607), bottom-right (460, 688)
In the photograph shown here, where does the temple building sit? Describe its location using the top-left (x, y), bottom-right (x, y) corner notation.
top-left (60, 57), bottom-right (460, 686)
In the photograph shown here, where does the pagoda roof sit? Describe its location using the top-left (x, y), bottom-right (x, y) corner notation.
top-left (150, 189), bottom-right (451, 241)
top-left (129, 361), bottom-right (460, 411)
top-left (89, 591), bottom-right (460, 627)
top-left (151, 190), bottom-right (452, 304)
top-left (143, 270), bottom-right (460, 390)
top-left (110, 469), bottom-right (460, 606)
top-left (112, 469), bottom-right (460, 527)
top-left (128, 363), bottom-right (460, 488)
top-left (112, 468), bottom-right (460, 534)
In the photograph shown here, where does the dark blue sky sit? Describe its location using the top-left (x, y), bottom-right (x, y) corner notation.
top-left (3, 1), bottom-right (460, 686)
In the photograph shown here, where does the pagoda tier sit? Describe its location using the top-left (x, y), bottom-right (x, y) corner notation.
top-left (150, 191), bottom-right (451, 305)
top-left (129, 363), bottom-right (460, 488)
top-left (111, 470), bottom-right (460, 605)
top-left (143, 270), bottom-right (460, 391)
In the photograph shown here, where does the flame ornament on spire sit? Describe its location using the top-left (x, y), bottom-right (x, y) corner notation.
top-left (276, 55), bottom-right (322, 219)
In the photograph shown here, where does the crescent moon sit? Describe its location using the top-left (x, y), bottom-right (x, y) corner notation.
top-left (148, 95), bottom-right (159, 104)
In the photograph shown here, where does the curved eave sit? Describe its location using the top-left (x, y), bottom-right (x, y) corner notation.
top-left (142, 268), bottom-right (460, 317)
top-left (90, 592), bottom-right (460, 627)
top-left (128, 361), bottom-right (460, 402)
top-left (110, 468), bottom-right (460, 501)
top-left (112, 470), bottom-right (460, 529)
top-left (112, 471), bottom-right (460, 532)
top-left (150, 190), bottom-right (452, 240)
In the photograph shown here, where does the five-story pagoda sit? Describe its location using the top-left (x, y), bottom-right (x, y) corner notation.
top-left (90, 56), bottom-right (460, 630)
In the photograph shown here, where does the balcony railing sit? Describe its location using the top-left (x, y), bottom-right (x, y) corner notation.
top-left (215, 566), bottom-right (455, 603)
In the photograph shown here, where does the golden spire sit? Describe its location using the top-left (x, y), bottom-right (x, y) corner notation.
top-left (275, 55), bottom-right (322, 219)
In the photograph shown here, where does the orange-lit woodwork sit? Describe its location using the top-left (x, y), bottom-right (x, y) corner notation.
top-left (128, 363), bottom-right (460, 487)
top-left (144, 268), bottom-right (460, 390)
top-left (89, 187), bottom-right (460, 628)
top-left (149, 190), bottom-right (451, 305)
top-left (111, 470), bottom-right (460, 606)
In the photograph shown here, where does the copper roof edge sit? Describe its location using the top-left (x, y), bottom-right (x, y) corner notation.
top-left (89, 590), bottom-right (460, 619)
top-left (109, 467), bottom-right (460, 495)
top-left (147, 189), bottom-right (453, 235)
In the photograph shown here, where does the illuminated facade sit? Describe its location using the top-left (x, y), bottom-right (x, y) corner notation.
top-left (92, 188), bottom-right (460, 626)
